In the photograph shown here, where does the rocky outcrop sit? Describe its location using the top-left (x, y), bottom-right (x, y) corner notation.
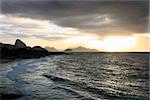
top-left (0, 39), bottom-right (49, 59)
top-left (15, 39), bottom-right (27, 48)
top-left (33, 46), bottom-right (48, 52)
top-left (0, 39), bottom-right (66, 59)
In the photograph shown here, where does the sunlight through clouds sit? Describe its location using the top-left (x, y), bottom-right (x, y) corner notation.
top-left (0, 0), bottom-right (149, 51)
top-left (101, 36), bottom-right (136, 52)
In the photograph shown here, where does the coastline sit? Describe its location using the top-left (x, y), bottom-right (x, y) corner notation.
top-left (0, 60), bottom-right (23, 100)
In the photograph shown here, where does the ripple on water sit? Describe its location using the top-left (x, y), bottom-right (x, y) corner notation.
top-left (1, 53), bottom-right (149, 100)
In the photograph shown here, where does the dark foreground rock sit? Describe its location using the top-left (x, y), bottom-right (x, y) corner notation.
top-left (15, 39), bottom-right (27, 48)
top-left (0, 39), bottom-right (65, 59)
top-left (0, 93), bottom-right (23, 100)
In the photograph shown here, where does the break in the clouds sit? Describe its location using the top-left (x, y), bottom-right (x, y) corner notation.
top-left (1, 0), bottom-right (149, 35)
top-left (0, 0), bottom-right (150, 51)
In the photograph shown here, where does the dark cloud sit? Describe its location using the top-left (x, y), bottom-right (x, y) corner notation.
top-left (1, 0), bottom-right (149, 35)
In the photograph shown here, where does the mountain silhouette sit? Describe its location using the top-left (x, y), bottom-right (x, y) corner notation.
top-left (0, 39), bottom-right (64, 59)
top-left (45, 46), bottom-right (57, 52)
top-left (64, 46), bottom-right (99, 52)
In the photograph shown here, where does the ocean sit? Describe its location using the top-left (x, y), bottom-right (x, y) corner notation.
top-left (0, 53), bottom-right (149, 100)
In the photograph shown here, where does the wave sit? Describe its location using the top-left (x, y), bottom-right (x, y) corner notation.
top-left (7, 57), bottom-right (48, 96)
top-left (3, 53), bottom-right (148, 100)
top-left (43, 74), bottom-right (146, 100)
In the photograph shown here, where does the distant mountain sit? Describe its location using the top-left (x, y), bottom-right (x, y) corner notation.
top-left (64, 46), bottom-right (99, 52)
top-left (65, 49), bottom-right (72, 52)
top-left (44, 47), bottom-right (57, 52)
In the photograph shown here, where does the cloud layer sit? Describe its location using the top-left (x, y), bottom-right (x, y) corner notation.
top-left (0, 0), bottom-right (149, 51)
top-left (1, 0), bottom-right (149, 35)
top-left (0, 15), bottom-right (82, 41)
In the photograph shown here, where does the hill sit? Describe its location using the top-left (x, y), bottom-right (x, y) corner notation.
top-left (64, 46), bottom-right (99, 52)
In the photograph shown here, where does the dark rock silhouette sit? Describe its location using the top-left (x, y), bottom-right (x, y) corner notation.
top-left (0, 39), bottom-right (65, 59)
top-left (64, 49), bottom-right (72, 52)
top-left (15, 39), bottom-right (27, 48)
top-left (33, 46), bottom-right (48, 52)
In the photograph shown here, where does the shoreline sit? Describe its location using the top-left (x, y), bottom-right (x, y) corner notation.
top-left (0, 61), bottom-right (24, 100)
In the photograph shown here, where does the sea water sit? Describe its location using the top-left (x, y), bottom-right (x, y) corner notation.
top-left (0, 53), bottom-right (149, 100)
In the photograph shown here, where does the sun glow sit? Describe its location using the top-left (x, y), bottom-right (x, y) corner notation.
top-left (102, 36), bottom-right (136, 51)
top-left (64, 35), bottom-right (137, 52)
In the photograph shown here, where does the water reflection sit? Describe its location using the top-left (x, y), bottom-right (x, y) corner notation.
top-left (1, 53), bottom-right (149, 100)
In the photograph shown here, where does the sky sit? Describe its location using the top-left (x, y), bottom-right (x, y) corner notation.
top-left (0, 0), bottom-right (149, 51)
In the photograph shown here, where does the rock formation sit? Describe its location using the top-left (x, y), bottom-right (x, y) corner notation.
top-left (33, 46), bottom-right (48, 52)
top-left (15, 39), bottom-right (27, 48)
top-left (0, 39), bottom-right (48, 59)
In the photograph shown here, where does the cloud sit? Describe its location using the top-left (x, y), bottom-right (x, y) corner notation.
top-left (1, 0), bottom-right (149, 35)
top-left (0, 14), bottom-right (82, 41)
